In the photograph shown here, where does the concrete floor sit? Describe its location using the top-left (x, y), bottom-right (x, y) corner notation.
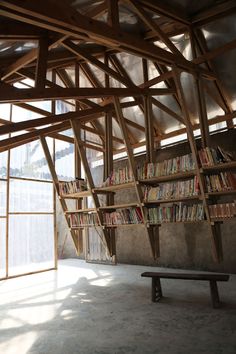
top-left (0, 259), bottom-right (235, 354)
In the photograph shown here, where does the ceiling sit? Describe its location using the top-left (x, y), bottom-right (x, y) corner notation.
top-left (0, 0), bottom-right (235, 155)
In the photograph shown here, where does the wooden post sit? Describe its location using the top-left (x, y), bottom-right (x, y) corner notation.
top-left (113, 96), bottom-right (159, 259)
top-left (190, 30), bottom-right (210, 148)
top-left (52, 69), bottom-right (58, 269)
top-left (35, 36), bottom-right (49, 89)
top-left (40, 135), bottom-right (79, 253)
top-left (173, 68), bottom-right (222, 262)
top-left (75, 62), bottom-right (84, 255)
top-left (71, 119), bottom-right (115, 257)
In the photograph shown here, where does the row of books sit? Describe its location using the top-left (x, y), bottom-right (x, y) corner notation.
top-left (143, 176), bottom-right (200, 201)
top-left (137, 153), bottom-right (195, 180)
top-left (68, 212), bottom-right (99, 227)
top-left (198, 146), bottom-right (233, 167)
top-left (59, 179), bottom-right (87, 195)
top-left (209, 203), bottom-right (236, 219)
top-left (103, 207), bottom-right (143, 225)
top-left (205, 172), bottom-right (236, 192)
top-left (102, 166), bottom-right (133, 186)
top-left (145, 203), bottom-right (204, 224)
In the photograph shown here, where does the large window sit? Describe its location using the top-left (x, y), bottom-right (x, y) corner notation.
top-left (0, 103), bottom-right (56, 279)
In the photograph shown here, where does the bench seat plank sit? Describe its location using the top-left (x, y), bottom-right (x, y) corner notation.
top-left (141, 271), bottom-right (230, 308)
top-left (141, 272), bottom-right (229, 282)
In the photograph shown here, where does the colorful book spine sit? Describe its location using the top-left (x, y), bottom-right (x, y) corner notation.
top-left (68, 212), bottom-right (98, 227)
top-left (137, 153), bottom-right (195, 180)
top-left (199, 146), bottom-right (234, 166)
top-left (103, 207), bottom-right (143, 225)
top-left (209, 202), bottom-right (236, 219)
top-left (143, 176), bottom-right (200, 201)
top-left (59, 179), bottom-right (87, 195)
top-left (145, 203), bottom-right (204, 224)
top-left (102, 166), bottom-right (133, 186)
top-left (205, 172), bottom-right (236, 192)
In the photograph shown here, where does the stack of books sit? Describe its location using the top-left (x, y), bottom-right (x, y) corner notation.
top-left (59, 178), bottom-right (87, 195)
top-left (199, 146), bottom-right (234, 166)
top-left (102, 166), bottom-right (133, 186)
top-left (209, 203), bottom-right (236, 219)
top-left (137, 153), bottom-right (195, 180)
top-left (146, 203), bottom-right (204, 224)
top-left (143, 176), bottom-right (200, 201)
top-left (205, 172), bottom-right (236, 192)
top-left (103, 207), bottom-right (143, 225)
top-left (68, 212), bottom-right (99, 227)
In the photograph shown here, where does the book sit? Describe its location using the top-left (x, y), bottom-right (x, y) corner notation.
top-left (146, 203), bottom-right (204, 224)
top-left (209, 202), bottom-right (236, 219)
top-left (199, 146), bottom-right (234, 167)
top-left (143, 176), bottom-right (200, 201)
top-left (103, 207), bottom-right (143, 226)
top-left (59, 178), bottom-right (87, 195)
top-left (102, 166), bottom-right (133, 186)
top-left (137, 153), bottom-right (195, 180)
top-left (68, 212), bottom-right (99, 227)
top-left (205, 172), bottom-right (236, 192)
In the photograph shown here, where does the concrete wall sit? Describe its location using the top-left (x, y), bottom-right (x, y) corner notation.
top-left (58, 129), bottom-right (236, 273)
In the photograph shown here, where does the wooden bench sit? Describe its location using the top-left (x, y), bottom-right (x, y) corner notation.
top-left (141, 272), bottom-right (230, 308)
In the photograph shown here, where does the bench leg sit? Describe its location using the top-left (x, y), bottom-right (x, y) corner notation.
top-left (210, 281), bottom-right (220, 308)
top-left (152, 277), bottom-right (163, 302)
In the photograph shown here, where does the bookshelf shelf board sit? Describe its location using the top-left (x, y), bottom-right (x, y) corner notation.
top-left (148, 220), bottom-right (206, 226)
top-left (99, 202), bottom-right (139, 210)
top-left (65, 208), bottom-right (96, 213)
top-left (60, 190), bottom-right (91, 199)
top-left (70, 224), bottom-right (99, 229)
top-left (143, 195), bottom-right (200, 205)
top-left (206, 190), bottom-right (236, 197)
top-left (201, 161), bottom-right (236, 173)
top-left (94, 181), bottom-right (135, 192)
top-left (139, 170), bottom-right (196, 184)
top-left (104, 223), bottom-right (144, 228)
top-left (210, 217), bottom-right (236, 222)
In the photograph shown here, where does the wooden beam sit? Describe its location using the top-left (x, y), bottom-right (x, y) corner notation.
top-left (40, 135), bottom-right (79, 253)
top-left (107, 0), bottom-right (119, 29)
top-left (0, 0), bottom-right (214, 79)
top-left (173, 68), bottom-right (222, 262)
top-left (71, 119), bottom-right (115, 256)
top-left (62, 40), bottom-right (132, 87)
top-left (113, 96), bottom-right (159, 258)
top-left (191, 0), bottom-right (236, 27)
top-left (35, 36), bottom-right (49, 88)
top-left (128, 0), bottom-right (183, 56)
top-left (144, 95), bottom-right (155, 162)
top-left (0, 87), bottom-right (175, 103)
top-left (0, 106), bottom-right (107, 135)
top-left (1, 34), bottom-right (67, 80)
top-left (194, 29), bottom-right (234, 128)
top-left (190, 30), bottom-right (210, 147)
top-left (193, 38), bottom-right (236, 65)
top-left (138, 0), bottom-right (190, 25)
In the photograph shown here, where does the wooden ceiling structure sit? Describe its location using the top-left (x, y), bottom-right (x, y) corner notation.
top-left (0, 0), bottom-right (235, 154)
top-left (0, 0), bottom-right (236, 262)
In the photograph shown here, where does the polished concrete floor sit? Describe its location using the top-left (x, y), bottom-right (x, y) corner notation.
top-left (0, 259), bottom-right (235, 354)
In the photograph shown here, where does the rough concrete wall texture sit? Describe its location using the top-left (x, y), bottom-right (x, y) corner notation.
top-left (58, 130), bottom-right (236, 273)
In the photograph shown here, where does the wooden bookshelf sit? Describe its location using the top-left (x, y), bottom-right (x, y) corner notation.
top-left (139, 170), bottom-right (196, 184)
top-left (99, 202), bottom-right (139, 210)
top-left (148, 220), bottom-right (206, 226)
top-left (104, 223), bottom-right (144, 228)
top-left (143, 195), bottom-right (200, 205)
top-left (210, 217), bottom-right (236, 222)
top-left (65, 208), bottom-right (96, 213)
top-left (93, 181), bottom-right (135, 192)
top-left (206, 190), bottom-right (236, 197)
top-left (60, 190), bottom-right (92, 199)
top-left (201, 161), bottom-right (236, 173)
